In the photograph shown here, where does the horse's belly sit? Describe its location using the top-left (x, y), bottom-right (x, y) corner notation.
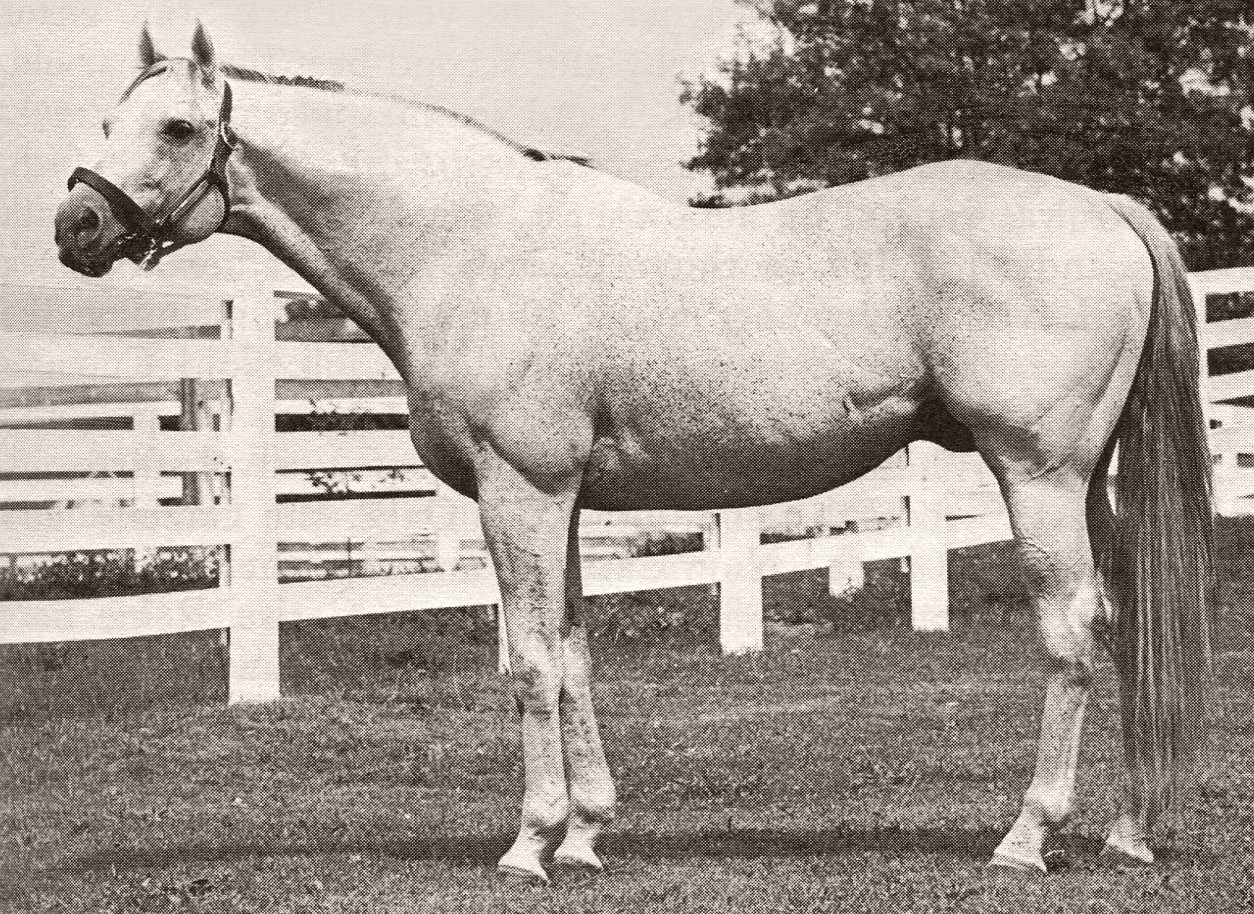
top-left (580, 388), bottom-right (923, 512)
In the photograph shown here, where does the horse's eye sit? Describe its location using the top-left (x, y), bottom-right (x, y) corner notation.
top-left (101, 119), bottom-right (111, 138)
top-left (162, 119), bottom-right (197, 142)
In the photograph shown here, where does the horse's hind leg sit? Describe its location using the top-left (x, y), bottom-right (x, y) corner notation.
top-left (996, 447), bottom-right (1157, 869)
top-left (553, 507), bottom-right (616, 870)
top-left (987, 459), bottom-right (1106, 873)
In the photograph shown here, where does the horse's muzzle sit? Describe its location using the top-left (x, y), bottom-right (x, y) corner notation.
top-left (55, 186), bottom-right (123, 276)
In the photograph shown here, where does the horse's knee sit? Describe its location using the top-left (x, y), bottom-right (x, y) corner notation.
top-left (1017, 533), bottom-right (1102, 663)
top-left (511, 652), bottom-right (562, 715)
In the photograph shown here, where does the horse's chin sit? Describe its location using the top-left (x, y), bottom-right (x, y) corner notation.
top-left (59, 248), bottom-right (116, 278)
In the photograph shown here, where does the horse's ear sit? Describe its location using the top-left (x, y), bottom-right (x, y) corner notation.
top-left (190, 21), bottom-right (217, 74)
top-left (138, 22), bottom-right (165, 69)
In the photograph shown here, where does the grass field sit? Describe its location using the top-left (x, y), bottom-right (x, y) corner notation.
top-left (3, 524), bottom-right (1254, 913)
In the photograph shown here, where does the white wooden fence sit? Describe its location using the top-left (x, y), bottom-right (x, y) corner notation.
top-left (3, 270), bottom-right (1254, 702)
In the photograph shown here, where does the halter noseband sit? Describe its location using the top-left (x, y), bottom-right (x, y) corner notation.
top-left (67, 74), bottom-right (236, 271)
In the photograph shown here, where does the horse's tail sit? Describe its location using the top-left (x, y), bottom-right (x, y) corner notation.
top-left (1098, 193), bottom-right (1214, 820)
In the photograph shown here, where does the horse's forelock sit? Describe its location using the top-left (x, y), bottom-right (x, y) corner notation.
top-left (119, 61), bottom-right (170, 101)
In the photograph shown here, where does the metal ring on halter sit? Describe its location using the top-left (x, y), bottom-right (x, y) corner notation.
top-left (66, 78), bottom-right (236, 269)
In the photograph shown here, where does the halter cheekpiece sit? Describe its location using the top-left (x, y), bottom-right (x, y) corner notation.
top-left (67, 69), bottom-right (236, 270)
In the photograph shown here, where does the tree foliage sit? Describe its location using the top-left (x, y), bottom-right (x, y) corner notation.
top-left (682, 0), bottom-right (1254, 268)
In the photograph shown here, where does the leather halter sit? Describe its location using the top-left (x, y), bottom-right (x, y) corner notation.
top-left (67, 71), bottom-right (236, 270)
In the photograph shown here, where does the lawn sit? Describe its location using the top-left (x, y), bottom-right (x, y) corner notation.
top-left (2, 525), bottom-right (1254, 913)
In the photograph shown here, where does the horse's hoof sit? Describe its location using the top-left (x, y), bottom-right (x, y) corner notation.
top-left (1101, 841), bottom-right (1155, 867)
top-left (1103, 815), bottom-right (1155, 866)
top-left (987, 851), bottom-right (1047, 875)
top-left (552, 843), bottom-right (604, 874)
top-left (496, 857), bottom-right (550, 886)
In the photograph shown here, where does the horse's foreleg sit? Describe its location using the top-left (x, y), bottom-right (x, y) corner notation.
top-left (477, 454), bottom-right (578, 882)
top-left (990, 473), bottom-right (1101, 873)
top-left (553, 509), bottom-right (616, 870)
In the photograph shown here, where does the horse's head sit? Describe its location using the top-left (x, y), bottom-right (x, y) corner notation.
top-left (55, 23), bottom-right (234, 276)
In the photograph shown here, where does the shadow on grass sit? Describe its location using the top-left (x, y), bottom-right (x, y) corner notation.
top-left (76, 828), bottom-right (1216, 880)
top-left (74, 825), bottom-right (1021, 871)
top-left (611, 825), bottom-right (1014, 862)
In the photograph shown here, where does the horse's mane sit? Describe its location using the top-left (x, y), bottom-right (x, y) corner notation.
top-left (220, 63), bottom-right (346, 93)
top-left (218, 63), bottom-right (592, 167)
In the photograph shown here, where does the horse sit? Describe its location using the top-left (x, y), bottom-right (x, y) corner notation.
top-left (55, 23), bottom-right (1213, 882)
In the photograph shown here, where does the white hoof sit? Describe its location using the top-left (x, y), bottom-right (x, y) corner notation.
top-left (497, 850), bottom-right (550, 884)
top-left (1102, 839), bottom-right (1155, 866)
top-left (553, 840), bottom-right (604, 872)
top-left (1103, 815), bottom-right (1155, 866)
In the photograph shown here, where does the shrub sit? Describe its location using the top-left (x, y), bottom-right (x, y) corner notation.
top-left (629, 531), bottom-right (704, 558)
top-left (0, 547), bottom-right (218, 601)
top-left (297, 405), bottom-right (409, 496)
top-left (588, 587), bottom-right (716, 643)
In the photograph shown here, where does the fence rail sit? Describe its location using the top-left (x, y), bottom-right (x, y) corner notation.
top-left (4, 268), bottom-right (1254, 701)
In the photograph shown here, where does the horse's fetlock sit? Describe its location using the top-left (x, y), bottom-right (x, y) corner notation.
top-left (1025, 787), bottom-right (1074, 827)
top-left (524, 794), bottom-right (570, 835)
top-left (585, 799), bottom-right (616, 825)
top-left (572, 785), bottom-right (617, 824)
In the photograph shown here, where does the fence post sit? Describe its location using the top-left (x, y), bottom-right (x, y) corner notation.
top-left (226, 290), bottom-right (281, 703)
top-left (905, 442), bottom-right (949, 631)
top-left (430, 485), bottom-right (462, 572)
top-left (829, 520), bottom-right (865, 597)
top-left (179, 377), bottom-right (212, 505)
top-left (715, 508), bottom-right (763, 653)
top-left (131, 403), bottom-right (162, 569)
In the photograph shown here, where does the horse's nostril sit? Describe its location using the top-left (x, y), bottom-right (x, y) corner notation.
top-left (75, 206), bottom-right (101, 237)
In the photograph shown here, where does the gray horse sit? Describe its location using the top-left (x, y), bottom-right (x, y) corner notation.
top-left (55, 23), bottom-right (1212, 883)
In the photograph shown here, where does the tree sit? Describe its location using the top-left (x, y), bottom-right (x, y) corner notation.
top-left (682, 0), bottom-right (1254, 269)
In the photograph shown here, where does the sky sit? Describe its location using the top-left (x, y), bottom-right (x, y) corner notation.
top-left (0, 0), bottom-right (755, 358)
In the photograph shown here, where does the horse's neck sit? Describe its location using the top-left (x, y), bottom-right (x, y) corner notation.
top-left (223, 82), bottom-right (543, 369)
